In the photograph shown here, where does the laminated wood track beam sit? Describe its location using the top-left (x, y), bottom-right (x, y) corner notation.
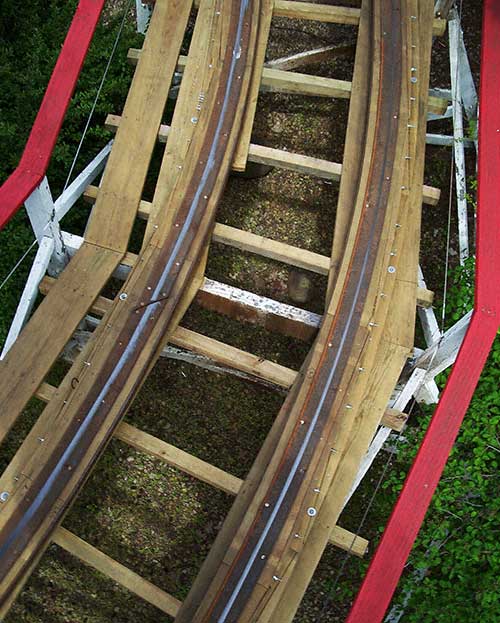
top-left (0, 0), bottom-right (257, 615)
top-left (0, 0), bottom-right (192, 447)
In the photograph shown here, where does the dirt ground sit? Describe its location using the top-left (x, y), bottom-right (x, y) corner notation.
top-left (4, 2), bottom-right (483, 622)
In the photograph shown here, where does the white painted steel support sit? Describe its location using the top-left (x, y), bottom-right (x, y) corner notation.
top-left (449, 10), bottom-right (469, 265)
top-left (135, 1), bottom-right (153, 34)
top-left (434, 0), bottom-right (454, 19)
top-left (0, 236), bottom-right (54, 359)
top-left (416, 309), bottom-right (472, 380)
top-left (426, 133), bottom-right (474, 148)
top-left (415, 266), bottom-right (442, 404)
top-left (55, 141), bottom-right (112, 222)
top-left (24, 177), bottom-right (67, 275)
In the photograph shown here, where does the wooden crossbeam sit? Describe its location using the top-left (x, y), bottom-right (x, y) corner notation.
top-left (272, 1), bottom-right (447, 36)
top-left (53, 527), bottom-right (181, 617)
top-left (83, 184), bottom-right (435, 308)
top-left (39, 277), bottom-right (297, 389)
top-left (36, 384), bottom-right (368, 557)
top-left (127, 49), bottom-right (447, 116)
top-left (104, 114), bottom-right (441, 206)
top-left (184, 1), bottom-right (447, 36)
top-left (266, 43), bottom-right (356, 72)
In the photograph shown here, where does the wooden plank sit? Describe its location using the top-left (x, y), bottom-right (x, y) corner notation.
top-left (233, 0), bottom-right (273, 170)
top-left (265, 43), bottom-right (356, 72)
top-left (38, 275), bottom-right (298, 389)
top-left (273, 1), bottom-right (360, 24)
top-left (190, 0), bottom-right (446, 35)
top-left (122, 112), bottom-right (440, 208)
top-left (104, 115), bottom-right (441, 205)
top-left (0, 0), bottom-right (257, 611)
top-left (34, 385), bottom-right (368, 556)
top-left (0, 0), bottom-right (193, 447)
top-left (345, 3), bottom-right (500, 617)
top-left (115, 422), bottom-right (242, 496)
top-left (127, 49), bottom-right (448, 116)
top-left (327, 0), bottom-right (373, 298)
top-left (274, 2), bottom-right (446, 36)
top-left (171, 327), bottom-right (298, 389)
top-left (85, 0), bottom-right (193, 252)
top-left (0, 243), bottom-right (120, 445)
top-left (381, 408), bottom-right (408, 433)
top-left (52, 528), bottom-right (181, 617)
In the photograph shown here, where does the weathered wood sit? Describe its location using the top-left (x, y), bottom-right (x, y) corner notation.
top-left (0, 243), bottom-right (120, 445)
top-left (35, 385), bottom-right (368, 556)
top-left (0, 0), bottom-right (258, 611)
top-left (276, 1), bottom-right (446, 36)
top-left (53, 528), bottom-right (181, 617)
top-left (104, 115), bottom-right (441, 205)
top-left (0, 0), bottom-right (192, 448)
top-left (85, 0), bottom-right (192, 252)
top-left (266, 43), bottom-right (356, 72)
top-left (128, 49), bottom-right (448, 115)
top-left (233, 0), bottom-right (273, 170)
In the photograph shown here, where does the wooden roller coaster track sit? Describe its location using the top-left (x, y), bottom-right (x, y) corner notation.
top-left (0, 1), bottom-right (497, 622)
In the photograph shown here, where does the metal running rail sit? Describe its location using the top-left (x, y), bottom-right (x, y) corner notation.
top-left (0, 0), bottom-right (105, 230)
top-left (346, 2), bottom-right (500, 621)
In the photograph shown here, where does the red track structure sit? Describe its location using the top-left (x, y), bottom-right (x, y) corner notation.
top-left (347, 2), bottom-right (500, 621)
top-left (0, 0), bottom-right (105, 230)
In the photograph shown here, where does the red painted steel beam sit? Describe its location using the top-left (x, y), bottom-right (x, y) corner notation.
top-left (0, 0), bottom-right (106, 230)
top-left (346, 2), bottom-right (500, 622)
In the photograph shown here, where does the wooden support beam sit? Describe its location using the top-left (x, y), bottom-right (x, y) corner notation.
top-left (127, 50), bottom-right (448, 116)
top-left (184, 1), bottom-right (447, 36)
top-left (103, 118), bottom-right (441, 206)
top-left (115, 422), bottom-right (242, 495)
top-left (60, 233), bottom-right (324, 341)
top-left (53, 528), bottom-right (181, 617)
top-left (37, 386), bottom-right (368, 557)
top-left (273, 1), bottom-right (447, 36)
top-left (233, 0), bottom-right (273, 170)
top-left (266, 43), bottom-right (356, 72)
top-left (381, 408), bottom-right (408, 433)
top-left (39, 277), bottom-right (298, 389)
top-left (84, 184), bottom-right (435, 309)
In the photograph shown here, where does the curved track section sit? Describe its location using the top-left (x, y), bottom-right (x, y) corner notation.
top-left (0, 0), bottom-right (259, 613)
top-left (347, 2), bottom-right (500, 621)
top-left (176, 1), bottom-right (429, 620)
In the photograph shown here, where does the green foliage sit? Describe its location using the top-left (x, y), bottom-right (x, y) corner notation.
top-left (0, 0), bottom-right (143, 347)
top-left (441, 256), bottom-right (475, 327)
top-left (385, 258), bottom-right (500, 622)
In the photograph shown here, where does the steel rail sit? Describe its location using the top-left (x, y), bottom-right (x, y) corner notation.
top-left (346, 2), bottom-right (500, 621)
top-left (192, 1), bottom-right (407, 620)
top-left (0, 0), bottom-right (105, 230)
top-left (0, 0), bottom-right (258, 611)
